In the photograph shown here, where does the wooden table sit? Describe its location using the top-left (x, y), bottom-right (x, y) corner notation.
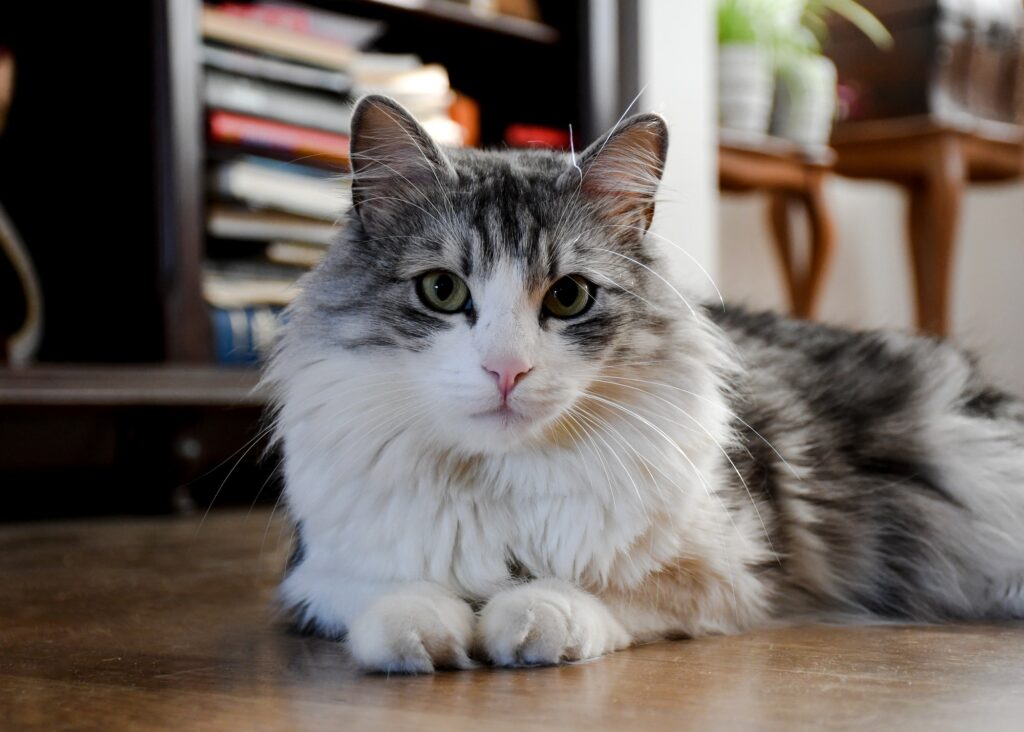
top-left (3, 507), bottom-right (1024, 730)
top-left (832, 116), bottom-right (1024, 337)
top-left (719, 131), bottom-right (837, 319)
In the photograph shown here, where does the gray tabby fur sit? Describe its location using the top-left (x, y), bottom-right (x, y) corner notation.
top-left (270, 95), bottom-right (1024, 668)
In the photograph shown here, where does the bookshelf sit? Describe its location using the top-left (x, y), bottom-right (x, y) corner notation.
top-left (0, 0), bottom-right (622, 514)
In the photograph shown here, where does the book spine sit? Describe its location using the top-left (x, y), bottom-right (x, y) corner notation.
top-left (215, 3), bottom-right (378, 47)
top-left (210, 306), bottom-right (283, 364)
top-left (208, 111), bottom-right (350, 166)
top-left (217, 3), bottom-right (316, 36)
top-left (204, 71), bottom-right (352, 134)
top-left (201, 7), bottom-right (355, 70)
top-left (202, 45), bottom-right (352, 94)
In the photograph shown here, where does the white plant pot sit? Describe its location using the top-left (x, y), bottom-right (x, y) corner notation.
top-left (771, 55), bottom-right (837, 147)
top-left (718, 44), bottom-right (775, 135)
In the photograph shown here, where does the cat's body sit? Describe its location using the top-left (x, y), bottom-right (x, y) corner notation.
top-left (267, 96), bottom-right (1024, 672)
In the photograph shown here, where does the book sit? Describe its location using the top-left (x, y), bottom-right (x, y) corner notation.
top-left (210, 157), bottom-right (351, 221)
top-left (207, 204), bottom-right (338, 245)
top-left (348, 52), bottom-right (424, 81)
top-left (203, 259), bottom-right (304, 308)
top-left (210, 305), bottom-right (283, 364)
top-left (504, 123), bottom-right (571, 149)
top-left (352, 61), bottom-right (453, 118)
top-left (205, 70), bottom-right (352, 135)
top-left (201, 6), bottom-right (357, 70)
top-left (214, 3), bottom-right (384, 48)
top-left (346, 62), bottom-right (464, 145)
top-left (266, 240), bottom-right (328, 268)
top-left (208, 111), bottom-right (350, 168)
top-left (202, 44), bottom-right (352, 95)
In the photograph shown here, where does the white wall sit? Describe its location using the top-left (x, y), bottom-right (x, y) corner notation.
top-left (720, 179), bottom-right (1024, 396)
top-left (638, 0), bottom-right (719, 296)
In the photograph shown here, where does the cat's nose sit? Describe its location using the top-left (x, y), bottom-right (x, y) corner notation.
top-left (483, 356), bottom-right (532, 401)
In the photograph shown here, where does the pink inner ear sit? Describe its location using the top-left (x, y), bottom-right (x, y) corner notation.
top-left (349, 96), bottom-right (454, 224)
top-left (579, 119), bottom-right (667, 227)
top-left (353, 106), bottom-right (440, 185)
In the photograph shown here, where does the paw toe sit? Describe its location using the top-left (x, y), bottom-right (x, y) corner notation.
top-left (348, 596), bottom-right (473, 673)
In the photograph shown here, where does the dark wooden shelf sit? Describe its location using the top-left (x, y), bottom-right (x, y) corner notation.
top-left (333, 0), bottom-right (559, 44)
top-left (0, 365), bottom-right (265, 408)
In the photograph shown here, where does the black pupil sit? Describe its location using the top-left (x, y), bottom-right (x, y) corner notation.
top-left (433, 274), bottom-right (454, 303)
top-left (554, 278), bottom-right (580, 308)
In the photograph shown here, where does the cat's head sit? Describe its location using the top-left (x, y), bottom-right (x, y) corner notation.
top-left (284, 95), bottom-right (685, 455)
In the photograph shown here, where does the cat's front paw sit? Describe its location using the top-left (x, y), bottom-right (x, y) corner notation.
top-left (347, 586), bottom-right (475, 673)
top-left (477, 580), bottom-right (629, 667)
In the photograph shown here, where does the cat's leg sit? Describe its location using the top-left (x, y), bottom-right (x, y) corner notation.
top-left (477, 578), bottom-right (630, 666)
top-left (283, 568), bottom-right (475, 673)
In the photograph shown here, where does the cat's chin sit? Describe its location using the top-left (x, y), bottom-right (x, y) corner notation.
top-left (439, 405), bottom-right (561, 455)
top-left (470, 405), bottom-right (530, 425)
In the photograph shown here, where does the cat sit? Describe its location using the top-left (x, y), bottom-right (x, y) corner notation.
top-left (265, 94), bottom-right (1024, 673)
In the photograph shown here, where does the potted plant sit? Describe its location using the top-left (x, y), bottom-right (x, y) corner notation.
top-left (717, 0), bottom-right (779, 135)
top-left (770, 0), bottom-right (891, 146)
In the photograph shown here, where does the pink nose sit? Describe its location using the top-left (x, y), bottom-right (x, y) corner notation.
top-left (483, 356), bottom-right (532, 401)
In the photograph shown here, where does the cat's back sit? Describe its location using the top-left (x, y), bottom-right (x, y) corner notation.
top-left (705, 304), bottom-right (1003, 423)
top-left (705, 305), bottom-right (1024, 620)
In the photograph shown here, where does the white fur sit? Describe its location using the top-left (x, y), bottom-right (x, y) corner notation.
top-left (478, 578), bottom-right (630, 665)
top-left (268, 262), bottom-right (774, 672)
top-left (347, 582), bottom-right (475, 672)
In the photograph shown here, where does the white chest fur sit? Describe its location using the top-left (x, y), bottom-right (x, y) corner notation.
top-left (284, 422), bottom-right (710, 602)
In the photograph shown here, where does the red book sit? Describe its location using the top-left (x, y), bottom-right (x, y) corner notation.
top-left (217, 3), bottom-right (317, 36)
top-left (504, 124), bottom-right (571, 150)
top-left (214, 3), bottom-right (382, 48)
top-left (209, 110), bottom-right (350, 167)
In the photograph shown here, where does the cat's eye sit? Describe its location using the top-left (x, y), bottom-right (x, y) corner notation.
top-left (416, 271), bottom-right (471, 313)
top-left (543, 275), bottom-right (594, 319)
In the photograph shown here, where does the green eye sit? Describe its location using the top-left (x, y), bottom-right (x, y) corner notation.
top-left (543, 275), bottom-right (594, 319)
top-left (416, 271), bottom-right (470, 313)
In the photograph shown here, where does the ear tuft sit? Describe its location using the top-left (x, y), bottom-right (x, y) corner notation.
top-left (573, 113), bottom-right (669, 230)
top-left (349, 95), bottom-right (454, 229)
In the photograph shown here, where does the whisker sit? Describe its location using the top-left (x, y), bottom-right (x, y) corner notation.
top-left (599, 375), bottom-right (805, 482)
top-left (593, 248), bottom-right (699, 318)
top-left (589, 378), bottom-right (781, 565)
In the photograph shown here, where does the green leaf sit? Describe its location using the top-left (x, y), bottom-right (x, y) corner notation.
top-left (819, 0), bottom-right (893, 49)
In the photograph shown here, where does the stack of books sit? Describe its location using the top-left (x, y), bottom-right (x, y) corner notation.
top-left (200, 2), bottom-right (466, 363)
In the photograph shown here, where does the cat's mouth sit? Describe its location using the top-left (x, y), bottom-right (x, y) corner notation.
top-left (472, 404), bottom-right (529, 425)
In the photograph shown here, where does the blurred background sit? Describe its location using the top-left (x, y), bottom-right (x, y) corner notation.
top-left (0, 0), bottom-right (1021, 521)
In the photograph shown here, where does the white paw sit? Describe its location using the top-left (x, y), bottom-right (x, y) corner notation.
top-left (347, 587), bottom-right (475, 673)
top-left (478, 581), bottom-right (629, 667)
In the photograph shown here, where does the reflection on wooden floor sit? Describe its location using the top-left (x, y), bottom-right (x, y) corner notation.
top-left (2, 509), bottom-right (1024, 731)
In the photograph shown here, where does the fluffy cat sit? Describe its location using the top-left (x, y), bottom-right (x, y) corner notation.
top-left (266, 95), bottom-right (1024, 672)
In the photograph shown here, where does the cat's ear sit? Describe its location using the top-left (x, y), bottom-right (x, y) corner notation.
top-left (569, 113), bottom-right (668, 232)
top-left (348, 95), bottom-right (455, 229)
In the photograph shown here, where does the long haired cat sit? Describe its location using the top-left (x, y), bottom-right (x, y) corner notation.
top-left (266, 95), bottom-right (1024, 672)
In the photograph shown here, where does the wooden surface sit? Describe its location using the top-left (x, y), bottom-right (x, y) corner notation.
top-left (719, 133), bottom-right (837, 319)
top-left (0, 364), bottom-right (264, 407)
top-left (832, 117), bottom-right (1024, 336)
top-left (3, 510), bottom-right (1024, 731)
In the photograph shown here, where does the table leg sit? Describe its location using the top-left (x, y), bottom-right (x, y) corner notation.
top-left (906, 133), bottom-right (965, 337)
top-left (767, 175), bottom-right (835, 319)
top-left (801, 170), bottom-right (836, 319)
top-left (767, 193), bottom-right (801, 314)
